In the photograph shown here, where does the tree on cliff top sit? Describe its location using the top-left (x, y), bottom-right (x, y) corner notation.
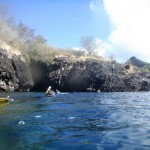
top-left (80, 36), bottom-right (98, 56)
top-left (17, 22), bottom-right (35, 47)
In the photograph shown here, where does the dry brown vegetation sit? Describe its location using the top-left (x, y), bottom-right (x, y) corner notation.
top-left (0, 5), bottom-right (110, 64)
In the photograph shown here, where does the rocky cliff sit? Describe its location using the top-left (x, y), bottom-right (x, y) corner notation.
top-left (0, 48), bottom-right (33, 91)
top-left (30, 57), bottom-right (150, 92)
top-left (1, 48), bottom-right (150, 92)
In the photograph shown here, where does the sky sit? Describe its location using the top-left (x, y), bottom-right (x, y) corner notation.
top-left (0, 0), bottom-right (150, 62)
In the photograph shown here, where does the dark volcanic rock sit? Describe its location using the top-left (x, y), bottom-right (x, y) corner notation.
top-left (29, 57), bottom-right (150, 92)
top-left (47, 58), bottom-right (150, 92)
top-left (0, 48), bottom-right (33, 91)
top-left (1, 47), bottom-right (150, 92)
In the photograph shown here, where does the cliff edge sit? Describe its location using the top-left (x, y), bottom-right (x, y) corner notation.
top-left (0, 48), bottom-right (33, 91)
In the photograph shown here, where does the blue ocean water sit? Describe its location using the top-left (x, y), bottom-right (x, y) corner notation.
top-left (0, 92), bottom-right (150, 150)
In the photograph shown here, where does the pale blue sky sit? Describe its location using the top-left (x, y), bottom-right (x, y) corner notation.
top-left (0, 0), bottom-right (110, 48)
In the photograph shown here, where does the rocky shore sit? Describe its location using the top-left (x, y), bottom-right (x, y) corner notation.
top-left (47, 57), bottom-right (150, 92)
top-left (0, 48), bottom-right (150, 92)
top-left (0, 48), bottom-right (33, 91)
top-left (30, 57), bottom-right (150, 92)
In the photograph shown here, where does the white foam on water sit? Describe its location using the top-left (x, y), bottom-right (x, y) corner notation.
top-left (68, 117), bottom-right (76, 120)
top-left (60, 93), bottom-right (69, 95)
top-left (34, 115), bottom-right (42, 118)
top-left (18, 121), bottom-right (25, 125)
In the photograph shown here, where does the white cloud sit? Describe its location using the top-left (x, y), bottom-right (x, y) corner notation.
top-left (103, 0), bottom-right (150, 62)
top-left (89, 0), bottom-right (112, 58)
top-left (89, 0), bottom-right (96, 12)
top-left (94, 38), bottom-right (111, 56)
top-left (89, 0), bottom-right (101, 13)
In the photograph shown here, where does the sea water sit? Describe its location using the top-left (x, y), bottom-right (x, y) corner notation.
top-left (0, 92), bottom-right (150, 150)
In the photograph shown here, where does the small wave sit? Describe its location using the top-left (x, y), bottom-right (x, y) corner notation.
top-left (34, 115), bottom-right (42, 118)
top-left (68, 117), bottom-right (76, 120)
top-left (60, 93), bottom-right (69, 95)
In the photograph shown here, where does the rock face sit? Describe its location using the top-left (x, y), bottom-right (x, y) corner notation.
top-left (0, 48), bottom-right (33, 91)
top-left (47, 57), bottom-right (150, 92)
top-left (1, 49), bottom-right (150, 92)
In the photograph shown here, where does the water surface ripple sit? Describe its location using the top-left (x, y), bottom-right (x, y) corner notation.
top-left (0, 92), bottom-right (150, 149)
